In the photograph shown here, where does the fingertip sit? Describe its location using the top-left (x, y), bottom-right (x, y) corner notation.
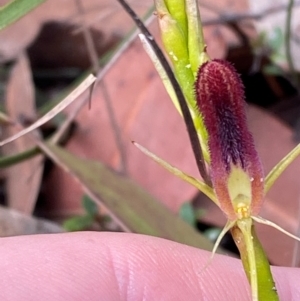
top-left (0, 232), bottom-right (299, 301)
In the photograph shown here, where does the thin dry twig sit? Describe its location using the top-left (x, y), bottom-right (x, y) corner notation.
top-left (75, 0), bottom-right (128, 175)
top-left (51, 82), bottom-right (96, 145)
top-left (0, 74), bottom-right (96, 147)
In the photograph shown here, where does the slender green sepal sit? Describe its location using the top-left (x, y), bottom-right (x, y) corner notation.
top-left (265, 143), bottom-right (300, 194)
top-left (199, 220), bottom-right (235, 275)
top-left (253, 216), bottom-right (300, 242)
top-left (202, 220), bottom-right (235, 270)
top-left (133, 142), bottom-right (217, 204)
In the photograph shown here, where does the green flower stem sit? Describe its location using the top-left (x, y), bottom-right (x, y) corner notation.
top-left (156, 1), bottom-right (195, 107)
top-left (155, 0), bottom-right (209, 160)
top-left (165, 0), bottom-right (188, 38)
top-left (0, 146), bottom-right (40, 168)
top-left (232, 221), bottom-right (279, 301)
top-left (185, 0), bottom-right (209, 74)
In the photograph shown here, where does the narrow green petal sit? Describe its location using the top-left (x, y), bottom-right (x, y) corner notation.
top-left (252, 216), bottom-right (300, 242)
top-left (209, 220), bottom-right (235, 261)
top-left (265, 143), bottom-right (300, 194)
top-left (133, 142), bottom-right (218, 204)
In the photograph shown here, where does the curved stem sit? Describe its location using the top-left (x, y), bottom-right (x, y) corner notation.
top-left (232, 220), bottom-right (279, 301)
top-left (116, 0), bottom-right (211, 185)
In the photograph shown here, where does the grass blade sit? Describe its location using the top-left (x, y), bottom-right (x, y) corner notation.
top-left (0, 0), bottom-right (46, 30)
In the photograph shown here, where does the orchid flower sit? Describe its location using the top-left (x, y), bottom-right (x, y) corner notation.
top-left (131, 1), bottom-right (300, 300)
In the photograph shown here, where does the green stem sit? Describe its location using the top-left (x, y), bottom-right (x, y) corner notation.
top-left (117, 0), bottom-right (211, 185)
top-left (0, 146), bottom-right (40, 168)
top-left (185, 0), bottom-right (210, 74)
top-left (232, 220), bottom-right (279, 301)
top-left (165, 0), bottom-right (188, 38)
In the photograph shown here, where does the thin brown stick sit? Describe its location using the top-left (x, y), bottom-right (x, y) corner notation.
top-left (51, 82), bottom-right (96, 145)
top-left (74, 0), bottom-right (128, 175)
top-left (54, 7), bottom-right (155, 148)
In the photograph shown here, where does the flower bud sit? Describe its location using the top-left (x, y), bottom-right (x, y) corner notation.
top-left (195, 59), bottom-right (264, 220)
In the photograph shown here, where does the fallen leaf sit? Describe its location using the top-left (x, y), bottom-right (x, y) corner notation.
top-left (3, 53), bottom-right (44, 214)
top-left (0, 73), bottom-right (96, 146)
top-left (41, 141), bottom-right (220, 252)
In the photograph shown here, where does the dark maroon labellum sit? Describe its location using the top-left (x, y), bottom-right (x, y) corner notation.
top-left (195, 59), bottom-right (264, 219)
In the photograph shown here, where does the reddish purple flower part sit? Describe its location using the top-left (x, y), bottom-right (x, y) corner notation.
top-left (195, 59), bottom-right (264, 220)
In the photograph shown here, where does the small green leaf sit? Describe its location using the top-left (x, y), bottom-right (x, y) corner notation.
top-left (82, 195), bottom-right (98, 216)
top-left (179, 202), bottom-right (196, 226)
top-left (63, 215), bottom-right (94, 232)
